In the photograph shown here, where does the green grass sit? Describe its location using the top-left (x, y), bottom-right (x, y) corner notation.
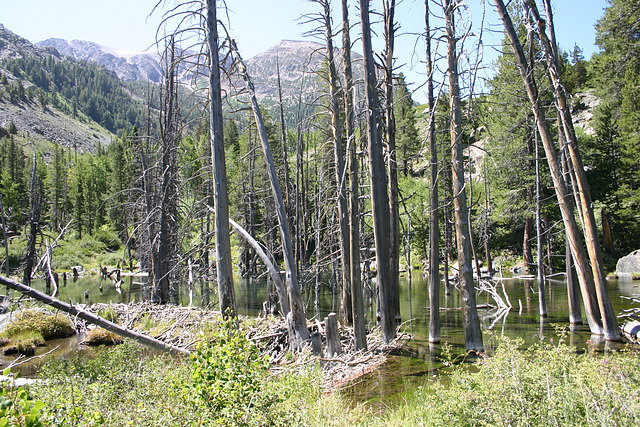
top-left (24, 331), bottom-right (640, 426)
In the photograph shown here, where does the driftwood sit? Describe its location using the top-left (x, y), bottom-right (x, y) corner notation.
top-left (0, 275), bottom-right (189, 355)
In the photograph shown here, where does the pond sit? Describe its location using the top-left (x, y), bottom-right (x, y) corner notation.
top-left (3, 270), bottom-right (639, 404)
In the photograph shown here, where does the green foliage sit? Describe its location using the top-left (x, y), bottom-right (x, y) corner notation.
top-left (0, 369), bottom-right (45, 427)
top-left (395, 336), bottom-right (640, 426)
top-left (178, 318), bottom-right (283, 426)
top-left (0, 310), bottom-right (75, 342)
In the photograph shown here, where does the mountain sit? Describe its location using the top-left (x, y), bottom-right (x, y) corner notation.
top-left (37, 38), bottom-right (163, 83)
top-left (0, 24), bottom-right (145, 152)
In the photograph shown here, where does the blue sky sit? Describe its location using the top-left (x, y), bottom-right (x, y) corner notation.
top-left (1, 0), bottom-right (608, 103)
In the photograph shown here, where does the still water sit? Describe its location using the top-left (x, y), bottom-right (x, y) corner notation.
top-left (8, 271), bottom-right (640, 403)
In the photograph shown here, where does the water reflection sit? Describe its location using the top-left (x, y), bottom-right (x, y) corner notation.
top-left (14, 271), bottom-right (640, 401)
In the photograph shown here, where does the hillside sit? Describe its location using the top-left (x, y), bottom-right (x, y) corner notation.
top-left (0, 24), bottom-right (145, 152)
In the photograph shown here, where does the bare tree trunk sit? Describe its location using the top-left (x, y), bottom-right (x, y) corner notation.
top-left (425, 0), bottom-right (440, 344)
top-left (316, 0), bottom-right (352, 325)
top-left (206, 0), bottom-right (236, 318)
top-left (534, 125), bottom-right (547, 316)
top-left (494, 0), bottom-right (604, 335)
top-left (445, 0), bottom-right (483, 352)
top-left (0, 194), bottom-right (9, 277)
top-left (360, 0), bottom-right (395, 343)
top-left (342, 0), bottom-right (367, 350)
top-left (531, 0), bottom-right (620, 341)
top-left (383, 0), bottom-right (401, 326)
top-left (23, 152), bottom-right (42, 287)
top-left (523, 216), bottom-right (534, 270)
top-left (233, 43), bottom-right (310, 347)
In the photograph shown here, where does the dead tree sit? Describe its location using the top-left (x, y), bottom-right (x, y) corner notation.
top-left (342, 0), bottom-right (366, 350)
top-left (494, 0), bottom-right (607, 336)
top-left (206, 0), bottom-right (236, 318)
top-left (425, 0), bottom-right (441, 344)
top-left (383, 0), bottom-right (401, 326)
top-left (445, 0), bottom-right (483, 352)
top-left (528, 0), bottom-right (620, 340)
top-left (23, 152), bottom-right (42, 287)
top-left (360, 0), bottom-right (395, 343)
top-left (232, 42), bottom-right (310, 348)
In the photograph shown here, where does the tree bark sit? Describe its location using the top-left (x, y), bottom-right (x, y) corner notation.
top-left (232, 42), bottom-right (310, 347)
top-left (446, 0), bottom-right (483, 352)
top-left (206, 0), bottom-right (236, 318)
top-left (383, 0), bottom-right (401, 326)
top-left (494, 0), bottom-right (605, 335)
top-left (534, 125), bottom-right (547, 316)
top-left (342, 0), bottom-right (367, 351)
top-left (531, 0), bottom-right (620, 341)
top-left (359, 0), bottom-right (395, 343)
top-left (0, 194), bottom-right (9, 277)
top-left (425, 0), bottom-right (440, 344)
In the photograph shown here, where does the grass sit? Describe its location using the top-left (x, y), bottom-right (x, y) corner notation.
top-left (1, 309), bottom-right (75, 341)
top-left (22, 330), bottom-right (640, 426)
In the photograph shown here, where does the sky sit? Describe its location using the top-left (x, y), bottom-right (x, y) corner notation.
top-left (1, 0), bottom-right (609, 103)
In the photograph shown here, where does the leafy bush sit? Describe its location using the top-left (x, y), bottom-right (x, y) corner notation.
top-left (178, 318), bottom-right (284, 426)
top-left (0, 369), bottom-right (45, 427)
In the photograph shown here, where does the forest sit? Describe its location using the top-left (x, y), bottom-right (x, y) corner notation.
top-left (0, 0), bottom-right (639, 424)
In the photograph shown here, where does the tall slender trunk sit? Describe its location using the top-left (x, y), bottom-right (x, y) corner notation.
top-left (319, 0), bottom-right (352, 325)
top-left (534, 125), bottom-right (547, 316)
top-left (233, 42), bottom-right (310, 347)
top-left (360, 0), bottom-right (395, 343)
top-left (0, 194), bottom-right (9, 277)
top-left (24, 152), bottom-right (42, 287)
top-left (206, 0), bottom-right (236, 318)
top-left (426, 0), bottom-right (440, 343)
top-left (384, 0), bottom-right (401, 326)
top-left (494, 0), bottom-right (604, 335)
top-left (531, 0), bottom-right (620, 341)
top-left (446, 0), bottom-right (483, 352)
top-left (342, 0), bottom-right (366, 350)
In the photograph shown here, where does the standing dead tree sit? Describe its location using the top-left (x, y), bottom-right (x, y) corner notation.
top-left (304, 0), bottom-right (352, 325)
top-left (205, 0), bottom-right (236, 317)
top-left (425, 0), bottom-right (441, 344)
top-left (341, 0), bottom-right (367, 351)
top-left (360, 0), bottom-right (396, 344)
top-left (231, 41), bottom-right (310, 349)
top-left (445, 0), bottom-right (483, 352)
top-left (494, 0), bottom-right (617, 338)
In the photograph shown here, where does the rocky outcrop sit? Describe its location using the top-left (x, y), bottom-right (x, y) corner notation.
top-left (38, 38), bottom-right (163, 83)
top-left (616, 250), bottom-right (640, 276)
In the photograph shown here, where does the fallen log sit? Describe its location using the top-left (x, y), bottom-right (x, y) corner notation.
top-left (0, 274), bottom-right (190, 355)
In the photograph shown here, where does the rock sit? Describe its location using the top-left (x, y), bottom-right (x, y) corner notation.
top-left (616, 250), bottom-right (640, 276)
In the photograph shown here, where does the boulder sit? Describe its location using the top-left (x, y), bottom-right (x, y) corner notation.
top-left (616, 250), bottom-right (640, 276)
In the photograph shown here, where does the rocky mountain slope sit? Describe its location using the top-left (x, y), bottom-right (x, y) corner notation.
top-left (37, 38), bottom-right (163, 83)
top-left (0, 25), bottom-right (113, 152)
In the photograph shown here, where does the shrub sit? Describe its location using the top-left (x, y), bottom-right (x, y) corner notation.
top-left (177, 318), bottom-right (284, 426)
top-left (0, 369), bottom-right (45, 427)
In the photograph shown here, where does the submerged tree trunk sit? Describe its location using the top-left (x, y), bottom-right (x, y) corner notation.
top-left (425, 0), bottom-right (440, 344)
top-left (233, 42), bottom-right (310, 348)
top-left (383, 0), bottom-right (401, 326)
top-left (445, 0), bottom-right (483, 352)
top-left (531, 0), bottom-right (620, 341)
top-left (206, 0), bottom-right (236, 318)
top-left (494, 0), bottom-right (605, 336)
top-left (360, 0), bottom-right (395, 343)
top-left (342, 0), bottom-right (366, 351)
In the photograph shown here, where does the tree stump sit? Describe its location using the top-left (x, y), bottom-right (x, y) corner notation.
top-left (325, 312), bottom-right (341, 358)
